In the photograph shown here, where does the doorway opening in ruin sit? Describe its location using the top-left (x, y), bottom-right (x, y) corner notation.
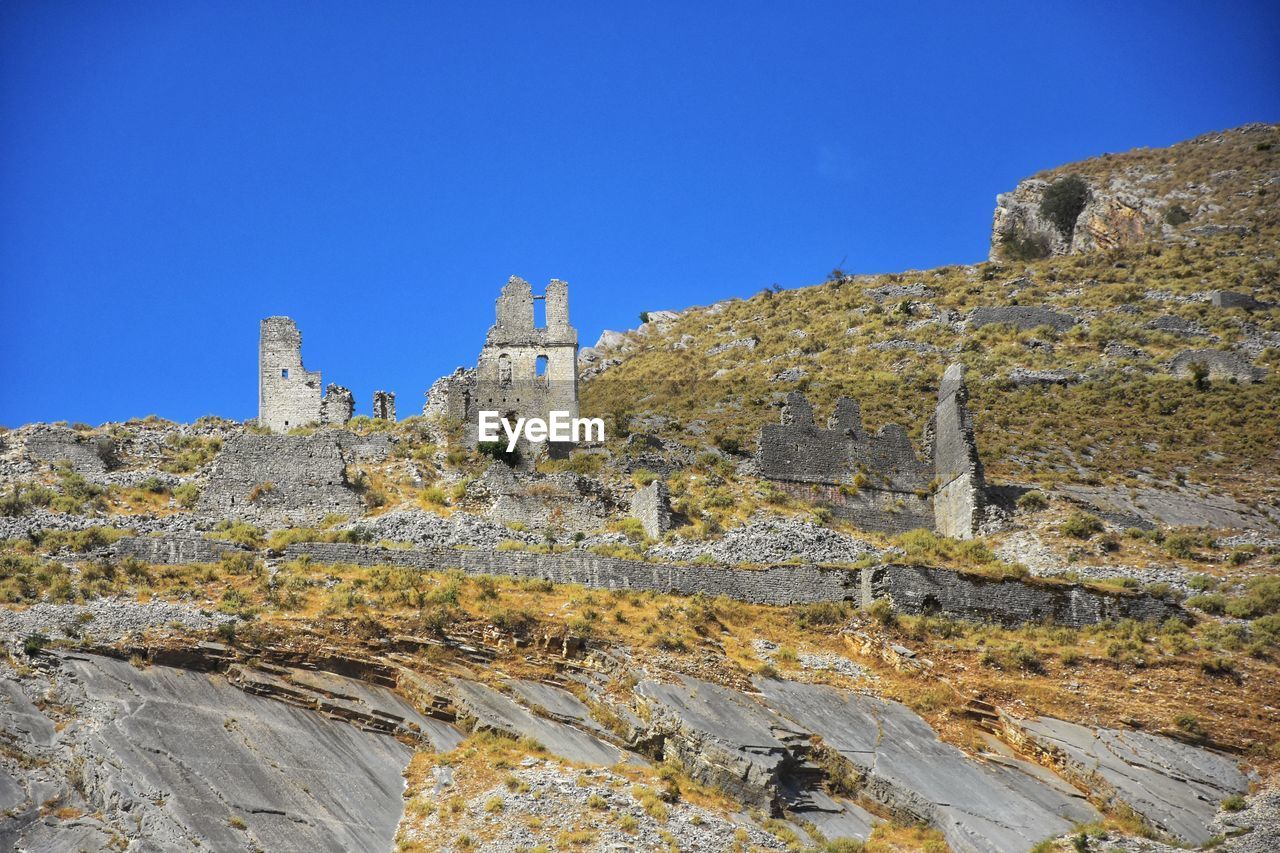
top-left (536, 354), bottom-right (548, 378)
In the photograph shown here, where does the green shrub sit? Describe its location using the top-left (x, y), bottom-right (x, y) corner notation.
top-left (1039, 174), bottom-right (1091, 239)
top-left (22, 633), bottom-right (48, 656)
top-left (1060, 512), bottom-right (1104, 540)
top-left (173, 482), bottom-right (201, 508)
top-left (1163, 204), bottom-right (1191, 226)
top-left (868, 598), bottom-right (895, 626)
top-left (1224, 577), bottom-right (1280, 620)
top-left (1009, 643), bottom-right (1044, 673)
top-left (1016, 491), bottom-right (1048, 512)
top-left (1186, 593), bottom-right (1226, 615)
top-left (1221, 794), bottom-right (1247, 812)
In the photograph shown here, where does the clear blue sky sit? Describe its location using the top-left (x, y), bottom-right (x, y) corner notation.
top-left (2, 1), bottom-right (1277, 426)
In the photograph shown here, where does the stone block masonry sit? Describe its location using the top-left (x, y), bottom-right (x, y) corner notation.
top-left (758, 364), bottom-right (990, 538)
top-left (276, 541), bottom-right (1179, 627)
top-left (758, 390), bottom-right (934, 534)
top-left (444, 276), bottom-right (580, 450)
top-left (632, 480), bottom-right (673, 539)
top-left (196, 433), bottom-right (365, 525)
top-left (111, 535), bottom-right (247, 564)
top-left (372, 391), bottom-right (396, 422)
top-left (321, 384), bottom-right (354, 425)
top-left (258, 317), bottom-right (323, 433)
top-left (23, 425), bottom-right (115, 475)
top-left (932, 363), bottom-right (985, 539)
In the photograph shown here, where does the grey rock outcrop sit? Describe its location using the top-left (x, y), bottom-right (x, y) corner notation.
top-left (449, 679), bottom-right (627, 767)
top-left (1168, 349), bottom-right (1265, 383)
top-left (969, 306), bottom-right (1078, 333)
top-left (0, 652), bottom-right (420, 852)
top-left (1011, 716), bottom-right (1248, 845)
top-left (757, 680), bottom-right (1099, 853)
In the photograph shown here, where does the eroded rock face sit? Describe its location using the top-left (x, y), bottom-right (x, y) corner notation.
top-left (449, 679), bottom-right (627, 767)
top-left (1011, 716), bottom-right (1249, 845)
top-left (755, 680), bottom-right (1098, 853)
top-left (990, 176), bottom-right (1160, 262)
top-left (0, 652), bottom-right (418, 852)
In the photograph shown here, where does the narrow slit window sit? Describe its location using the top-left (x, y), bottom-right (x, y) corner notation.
top-left (281, 368), bottom-right (290, 379)
top-left (534, 298), bottom-right (546, 329)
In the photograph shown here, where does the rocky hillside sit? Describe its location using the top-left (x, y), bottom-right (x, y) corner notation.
top-left (991, 123), bottom-right (1278, 260)
top-left (3, 124), bottom-right (1280, 852)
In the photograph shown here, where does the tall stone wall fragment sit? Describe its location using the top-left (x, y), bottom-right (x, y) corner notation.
top-left (196, 433), bottom-right (364, 525)
top-left (372, 391), bottom-right (397, 422)
top-left (632, 480), bottom-right (672, 539)
top-left (932, 363), bottom-right (985, 539)
top-left (258, 317), bottom-right (322, 433)
top-left (321, 384), bottom-right (354, 426)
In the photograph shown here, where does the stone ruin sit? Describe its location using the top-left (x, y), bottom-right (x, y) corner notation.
top-left (442, 276), bottom-right (580, 450)
top-left (258, 317), bottom-right (323, 433)
top-left (257, 316), bottom-right (393, 432)
top-left (931, 364), bottom-right (986, 538)
top-left (757, 363), bottom-right (985, 538)
top-left (320, 383), bottom-right (354, 425)
top-left (372, 391), bottom-right (396, 422)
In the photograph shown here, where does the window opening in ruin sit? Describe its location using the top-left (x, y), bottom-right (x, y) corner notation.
top-left (498, 353), bottom-right (512, 386)
top-left (281, 368), bottom-right (290, 379)
top-left (533, 297), bottom-right (546, 329)
top-left (536, 354), bottom-right (548, 378)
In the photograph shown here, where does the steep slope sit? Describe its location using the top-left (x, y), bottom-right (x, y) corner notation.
top-left (581, 124), bottom-right (1280, 510)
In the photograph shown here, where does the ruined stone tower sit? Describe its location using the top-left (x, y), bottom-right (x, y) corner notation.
top-left (443, 276), bottom-right (579, 448)
top-left (259, 317), bottom-right (322, 433)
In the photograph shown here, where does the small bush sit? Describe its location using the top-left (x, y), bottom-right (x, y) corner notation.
top-left (1163, 204), bottom-right (1191, 226)
top-left (1009, 643), bottom-right (1044, 673)
top-left (1039, 174), bottom-right (1091, 239)
top-left (868, 598), bottom-right (895, 626)
top-left (173, 482), bottom-right (201, 508)
top-left (1186, 593), bottom-right (1226, 615)
top-left (23, 633), bottom-right (48, 656)
top-left (1221, 794), bottom-right (1247, 812)
top-left (1061, 512), bottom-right (1104, 540)
top-left (1016, 491), bottom-right (1048, 512)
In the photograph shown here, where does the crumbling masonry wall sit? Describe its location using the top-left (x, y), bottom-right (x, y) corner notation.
top-left (445, 276), bottom-right (579, 448)
top-left (932, 363), bottom-right (985, 539)
top-left (272, 541), bottom-right (1178, 627)
top-left (196, 433), bottom-right (364, 525)
top-left (259, 317), bottom-right (322, 433)
top-left (321, 384), bottom-right (354, 426)
top-left (632, 480), bottom-right (673, 539)
top-left (758, 392), bottom-right (934, 534)
top-left (757, 365), bottom-right (989, 538)
top-left (372, 391), bottom-right (396, 422)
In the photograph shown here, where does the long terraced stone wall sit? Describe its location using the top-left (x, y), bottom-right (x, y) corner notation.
top-left (284, 541), bottom-right (861, 605)
top-left (111, 535), bottom-right (246, 565)
top-left (278, 541), bottom-right (1179, 627)
top-left (877, 565), bottom-right (1179, 627)
top-left (106, 534), bottom-right (1176, 627)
